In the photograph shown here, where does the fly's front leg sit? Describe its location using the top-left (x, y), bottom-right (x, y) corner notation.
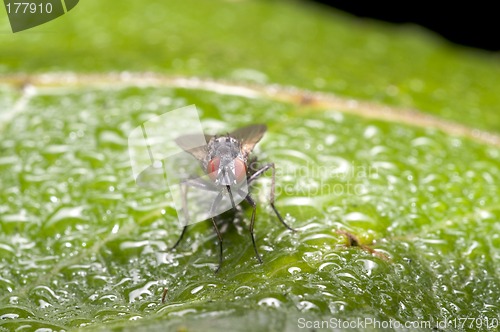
top-left (169, 181), bottom-right (189, 250)
top-left (170, 177), bottom-right (218, 250)
top-left (211, 217), bottom-right (224, 273)
top-left (248, 163), bottom-right (296, 232)
top-left (209, 191), bottom-right (225, 273)
top-left (243, 193), bottom-right (263, 264)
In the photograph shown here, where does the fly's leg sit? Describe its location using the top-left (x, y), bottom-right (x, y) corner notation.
top-left (169, 175), bottom-right (225, 273)
top-left (226, 185), bottom-right (237, 210)
top-left (208, 191), bottom-right (224, 273)
top-left (169, 181), bottom-right (190, 250)
top-left (170, 226), bottom-right (188, 250)
top-left (248, 163), bottom-right (296, 232)
top-left (211, 217), bottom-right (224, 273)
top-left (169, 177), bottom-right (218, 250)
top-left (243, 193), bottom-right (263, 264)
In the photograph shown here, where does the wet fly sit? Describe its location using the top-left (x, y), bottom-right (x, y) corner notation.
top-left (172, 124), bottom-right (295, 272)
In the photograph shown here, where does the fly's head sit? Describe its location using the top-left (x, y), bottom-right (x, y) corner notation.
top-left (205, 135), bottom-right (247, 186)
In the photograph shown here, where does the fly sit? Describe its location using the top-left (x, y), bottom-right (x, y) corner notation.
top-left (172, 124), bottom-right (296, 272)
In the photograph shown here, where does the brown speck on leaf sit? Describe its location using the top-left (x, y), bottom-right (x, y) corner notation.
top-left (336, 230), bottom-right (390, 261)
top-left (161, 287), bottom-right (168, 304)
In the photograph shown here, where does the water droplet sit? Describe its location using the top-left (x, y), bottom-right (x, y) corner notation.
top-left (39, 299), bottom-right (52, 308)
top-left (234, 286), bottom-right (253, 296)
top-left (356, 258), bottom-right (378, 276)
top-left (325, 134), bottom-right (337, 145)
top-left (44, 206), bottom-right (88, 231)
top-left (329, 300), bottom-right (347, 313)
top-left (411, 137), bottom-right (436, 147)
top-left (0, 155), bottom-right (19, 166)
top-left (119, 240), bottom-right (167, 252)
top-left (0, 313), bottom-right (19, 319)
top-left (335, 272), bottom-right (359, 281)
top-left (43, 144), bottom-right (70, 155)
top-left (128, 281), bottom-right (159, 303)
top-left (0, 243), bottom-right (16, 257)
top-left (318, 262), bottom-right (341, 272)
top-left (344, 212), bottom-right (374, 224)
top-left (258, 297), bottom-right (282, 308)
top-left (288, 267), bottom-right (301, 275)
top-left (363, 126), bottom-right (379, 139)
top-left (167, 308), bottom-right (197, 317)
top-left (297, 300), bottom-right (319, 311)
top-left (191, 285), bottom-right (204, 294)
top-left (98, 129), bottom-right (126, 147)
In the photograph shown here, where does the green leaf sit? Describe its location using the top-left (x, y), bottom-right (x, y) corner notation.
top-left (1, 1), bottom-right (500, 331)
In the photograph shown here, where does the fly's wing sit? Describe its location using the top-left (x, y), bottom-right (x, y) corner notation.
top-left (174, 134), bottom-right (212, 162)
top-left (229, 124), bottom-right (267, 159)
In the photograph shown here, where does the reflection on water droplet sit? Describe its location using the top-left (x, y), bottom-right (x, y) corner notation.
top-left (1, 211), bottom-right (31, 227)
top-left (168, 308), bottom-right (197, 317)
top-left (44, 206), bottom-right (88, 230)
top-left (39, 299), bottom-right (52, 308)
top-left (344, 212), bottom-right (374, 224)
top-left (234, 286), bottom-right (253, 296)
top-left (302, 233), bottom-right (337, 242)
top-left (0, 155), bottom-right (18, 166)
top-left (369, 146), bottom-right (388, 157)
top-left (0, 243), bottom-right (16, 256)
top-left (325, 134), bottom-right (336, 145)
top-left (371, 161), bottom-right (398, 171)
top-left (302, 251), bottom-right (322, 264)
top-left (120, 240), bottom-right (167, 252)
top-left (411, 137), bottom-right (437, 147)
top-left (464, 241), bottom-right (479, 256)
top-left (128, 281), bottom-right (158, 303)
top-left (260, 245), bottom-right (273, 252)
top-left (297, 300), bottom-right (319, 311)
top-left (329, 300), bottom-right (348, 314)
top-left (0, 313), bottom-right (19, 319)
top-left (419, 238), bottom-right (447, 245)
top-left (356, 259), bottom-right (378, 276)
top-left (288, 267), bottom-right (301, 275)
top-left (32, 285), bottom-right (60, 300)
top-left (111, 224), bottom-right (120, 234)
top-left (319, 262), bottom-right (341, 272)
top-left (191, 285), bottom-right (204, 294)
top-left (43, 144), bottom-right (70, 155)
top-left (336, 272), bottom-right (359, 282)
top-left (279, 197), bottom-right (322, 211)
top-left (363, 126), bottom-right (379, 139)
top-left (258, 297), bottom-right (282, 308)
top-left (98, 130), bottom-right (126, 147)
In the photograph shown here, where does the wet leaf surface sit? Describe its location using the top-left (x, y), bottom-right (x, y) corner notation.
top-left (1, 1), bottom-right (500, 331)
top-left (1, 86), bottom-right (499, 331)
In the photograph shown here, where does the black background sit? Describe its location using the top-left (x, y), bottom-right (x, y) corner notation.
top-left (309, 1), bottom-right (500, 52)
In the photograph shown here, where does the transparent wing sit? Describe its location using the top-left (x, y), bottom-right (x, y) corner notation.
top-left (229, 124), bottom-right (267, 157)
top-left (174, 134), bottom-right (212, 162)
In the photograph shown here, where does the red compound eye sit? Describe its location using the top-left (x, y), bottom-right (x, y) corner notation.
top-left (234, 158), bottom-right (247, 183)
top-left (207, 157), bottom-right (220, 181)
